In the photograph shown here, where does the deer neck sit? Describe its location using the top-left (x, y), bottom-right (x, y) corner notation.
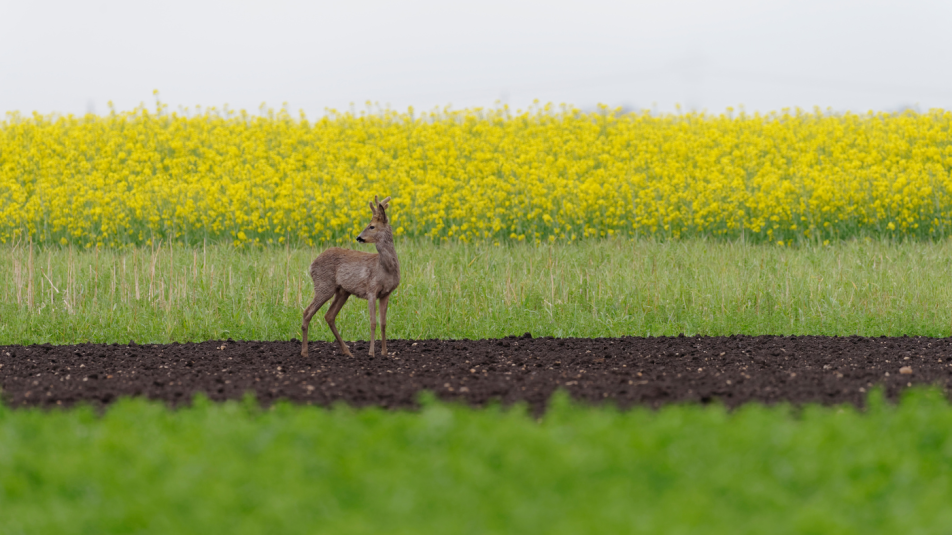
top-left (375, 229), bottom-right (399, 274)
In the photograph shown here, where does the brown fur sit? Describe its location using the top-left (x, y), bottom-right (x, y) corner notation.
top-left (301, 196), bottom-right (400, 358)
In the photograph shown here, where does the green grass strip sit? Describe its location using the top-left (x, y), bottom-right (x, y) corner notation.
top-left (3, 238), bottom-right (952, 344)
top-left (1, 389), bottom-right (951, 534)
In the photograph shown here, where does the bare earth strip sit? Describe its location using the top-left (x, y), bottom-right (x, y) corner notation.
top-left (3, 335), bottom-right (952, 412)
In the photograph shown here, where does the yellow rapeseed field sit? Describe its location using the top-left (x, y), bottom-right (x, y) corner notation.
top-left (1, 101), bottom-right (951, 247)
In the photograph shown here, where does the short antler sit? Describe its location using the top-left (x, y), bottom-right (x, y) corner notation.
top-left (373, 195), bottom-right (391, 223)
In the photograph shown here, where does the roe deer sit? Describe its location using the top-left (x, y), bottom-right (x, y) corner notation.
top-left (301, 195), bottom-right (400, 358)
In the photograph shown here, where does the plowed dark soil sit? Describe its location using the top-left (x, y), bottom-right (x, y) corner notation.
top-left (3, 335), bottom-right (952, 412)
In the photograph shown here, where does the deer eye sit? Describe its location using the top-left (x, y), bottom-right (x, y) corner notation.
top-left (369, 226), bottom-right (375, 229)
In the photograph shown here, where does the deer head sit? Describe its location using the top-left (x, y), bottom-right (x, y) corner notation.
top-left (356, 195), bottom-right (392, 243)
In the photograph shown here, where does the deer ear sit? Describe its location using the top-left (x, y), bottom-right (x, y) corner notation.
top-left (378, 196), bottom-right (391, 210)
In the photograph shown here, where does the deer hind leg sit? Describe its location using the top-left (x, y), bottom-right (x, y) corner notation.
top-left (379, 294), bottom-right (390, 356)
top-left (367, 294), bottom-right (377, 357)
top-left (301, 285), bottom-right (335, 357)
top-left (325, 289), bottom-right (353, 357)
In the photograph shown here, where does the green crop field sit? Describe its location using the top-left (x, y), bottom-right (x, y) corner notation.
top-left (2, 389), bottom-right (952, 535)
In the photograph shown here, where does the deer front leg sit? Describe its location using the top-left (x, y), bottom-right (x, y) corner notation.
top-left (367, 294), bottom-right (377, 357)
top-left (379, 294), bottom-right (390, 356)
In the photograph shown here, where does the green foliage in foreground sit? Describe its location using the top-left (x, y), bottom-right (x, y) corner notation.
top-left (2, 389), bottom-right (952, 534)
top-left (2, 238), bottom-right (952, 345)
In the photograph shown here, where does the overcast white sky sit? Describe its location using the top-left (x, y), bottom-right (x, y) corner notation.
top-left (2, 0), bottom-right (950, 116)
